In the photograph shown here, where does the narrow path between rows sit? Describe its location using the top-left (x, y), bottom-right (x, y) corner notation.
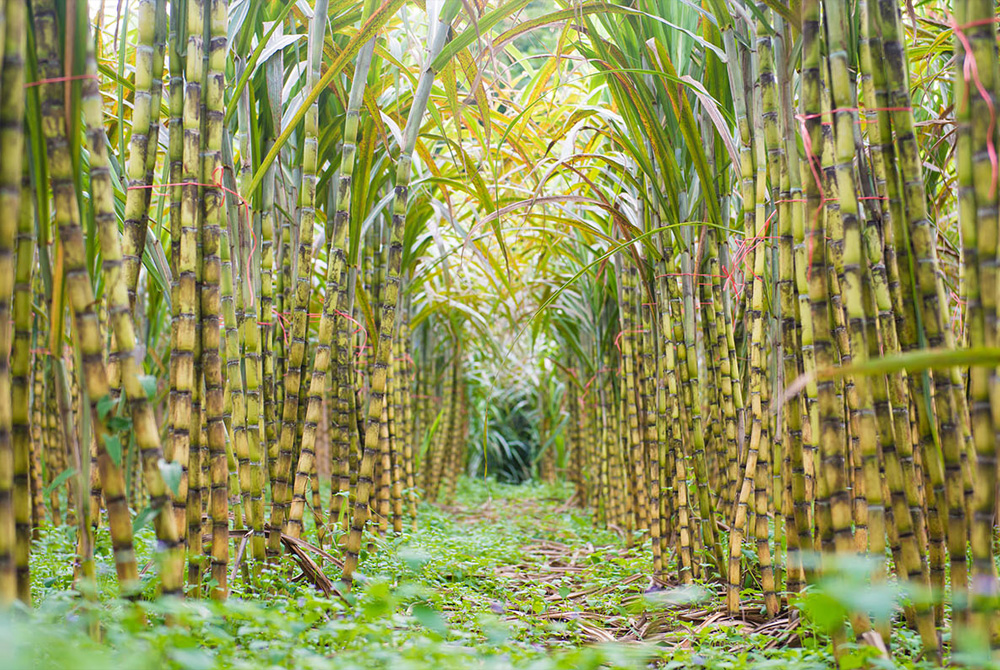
top-left (408, 480), bottom-right (800, 664)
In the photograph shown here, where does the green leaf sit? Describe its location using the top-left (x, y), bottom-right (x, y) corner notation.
top-left (429, 0), bottom-right (534, 74)
top-left (645, 584), bottom-right (710, 607)
top-left (159, 458), bottom-right (183, 497)
top-left (138, 375), bottom-right (158, 400)
top-left (132, 506), bottom-right (161, 533)
top-left (821, 347), bottom-right (1000, 378)
top-left (96, 395), bottom-right (117, 421)
top-left (797, 591), bottom-right (848, 634)
top-left (224, 0), bottom-right (299, 124)
top-left (42, 468), bottom-right (77, 497)
top-left (399, 547), bottom-right (431, 573)
top-left (168, 648), bottom-right (215, 670)
top-left (104, 434), bottom-right (123, 467)
top-left (412, 603), bottom-right (449, 637)
top-left (780, 347), bottom-right (1000, 409)
top-left (108, 416), bottom-right (131, 433)
top-left (247, 0), bottom-right (410, 196)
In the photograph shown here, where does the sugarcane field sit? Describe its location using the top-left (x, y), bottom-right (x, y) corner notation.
top-left (3, 0), bottom-right (1000, 667)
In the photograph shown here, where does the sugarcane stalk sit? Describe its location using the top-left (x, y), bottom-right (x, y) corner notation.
top-left (32, 0), bottom-right (140, 594)
top-left (0, 0), bottom-right (25, 604)
top-left (270, 0), bottom-right (330, 551)
top-left (342, 0), bottom-right (462, 582)
top-left (200, 0), bottom-right (230, 600)
top-left (81, 34), bottom-right (184, 597)
top-left (287, 14), bottom-right (375, 538)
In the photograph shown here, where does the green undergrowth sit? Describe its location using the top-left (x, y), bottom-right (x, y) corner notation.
top-left (0, 478), bottom-right (943, 669)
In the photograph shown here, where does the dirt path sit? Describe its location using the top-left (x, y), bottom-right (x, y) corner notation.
top-left (431, 487), bottom-right (798, 654)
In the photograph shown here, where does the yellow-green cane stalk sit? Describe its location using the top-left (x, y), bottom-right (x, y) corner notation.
top-left (260, 54), bottom-right (282, 517)
top-left (802, 0), bottom-right (851, 618)
top-left (704, 235), bottom-right (740, 518)
top-left (12, 170), bottom-right (34, 604)
top-left (32, 0), bottom-right (140, 594)
top-left (270, 0), bottom-right (331, 550)
top-left (859, 24), bottom-right (933, 638)
top-left (772, 14), bottom-right (808, 596)
top-left (144, 0), bottom-right (168, 195)
top-left (167, 0), bottom-right (184, 283)
top-left (664, 231), bottom-right (725, 577)
top-left (876, 0), bottom-right (969, 631)
top-left (400, 312), bottom-right (417, 526)
top-left (231, 59), bottom-right (265, 564)
top-left (653, 235), bottom-right (690, 583)
top-left (751, 27), bottom-right (782, 616)
top-left (120, 0), bottom-right (159, 311)
top-left (286, 21), bottom-right (375, 539)
top-left (726, 92), bottom-right (775, 616)
top-left (638, 285), bottom-right (663, 576)
top-left (619, 261), bottom-right (649, 534)
top-left (168, 0), bottom-right (205, 548)
top-left (823, 0), bottom-right (887, 640)
top-left (40, 363), bottom-right (61, 527)
top-left (426, 356), bottom-right (453, 502)
top-left (200, 0), bottom-right (230, 600)
top-left (164, 0), bottom-right (185, 537)
top-left (377, 399), bottom-right (391, 537)
top-left (81, 38), bottom-right (185, 597)
top-left (222, 77), bottom-right (249, 528)
top-left (954, 0), bottom-right (999, 645)
top-left (330, 281), bottom-right (355, 532)
top-left (30, 340), bottom-right (46, 533)
top-left (442, 377), bottom-right (467, 503)
top-left (389, 341), bottom-right (404, 534)
top-left (342, 0), bottom-right (463, 582)
top-left (0, 0), bottom-right (27, 603)
top-left (603, 348), bottom-right (624, 530)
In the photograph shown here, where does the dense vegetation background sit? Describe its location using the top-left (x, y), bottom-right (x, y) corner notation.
top-left (0, 0), bottom-right (997, 667)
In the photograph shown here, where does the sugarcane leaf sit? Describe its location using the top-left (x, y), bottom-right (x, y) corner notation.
top-left (224, 3), bottom-right (299, 125)
top-left (821, 347), bottom-right (1000, 379)
top-left (295, 0), bottom-right (314, 18)
top-left (97, 394), bottom-right (118, 421)
top-left (159, 458), bottom-right (183, 497)
top-left (108, 416), bottom-right (131, 433)
top-left (412, 603), bottom-right (449, 637)
top-left (247, 0), bottom-right (411, 195)
top-left (777, 348), bottom-right (1000, 411)
top-left (650, 44), bottom-right (722, 227)
top-left (132, 506), bottom-right (161, 533)
top-left (759, 0), bottom-right (799, 27)
top-left (104, 434), bottom-right (123, 467)
top-left (679, 74), bottom-right (740, 173)
top-left (42, 468), bottom-right (78, 497)
top-left (741, 0), bottom-right (776, 35)
top-left (97, 63), bottom-right (134, 92)
top-left (455, 50), bottom-right (490, 147)
top-left (491, 3), bottom-right (622, 52)
top-left (252, 34), bottom-right (306, 78)
top-left (429, 0), bottom-right (534, 73)
top-left (138, 374), bottom-right (157, 400)
top-left (227, 0), bottom-right (252, 49)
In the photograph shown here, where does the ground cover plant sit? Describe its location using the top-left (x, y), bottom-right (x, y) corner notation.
top-left (4, 478), bottom-right (918, 669)
top-left (0, 0), bottom-right (998, 667)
